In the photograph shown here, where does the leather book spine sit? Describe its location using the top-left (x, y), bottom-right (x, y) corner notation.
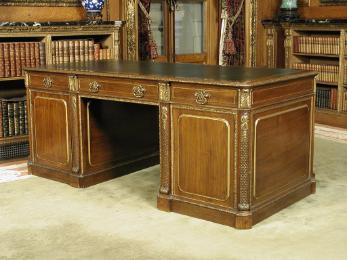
top-left (39, 42), bottom-right (46, 65)
top-left (79, 40), bottom-right (85, 63)
top-left (69, 40), bottom-right (75, 63)
top-left (94, 43), bottom-right (100, 61)
top-left (15, 42), bottom-right (21, 76)
top-left (0, 43), bottom-right (4, 77)
top-left (24, 100), bottom-right (28, 135)
top-left (7, 102), bottom-right (14, 137)
top-left (0, 100), bottom-right (3, 137)
top-left (63, 40), bottom-right (69, 63)
top-left (2, 100), bottom-right (8, 137)
top-left (88, 40), bottom-right (94, 61)
top-left (19, 100), bottom-right (25, 135)
top-left (74, 41), bottom-right (80, 62)
top-left (9, 43), bottom-right (16, 77)
top-left (13, 101), bottom-right (19, 136)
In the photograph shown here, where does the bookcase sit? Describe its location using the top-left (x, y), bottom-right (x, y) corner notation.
top-left (0, 21), bottom-right (123, 159)
top-left (263, 20), bottom-right (347, 129)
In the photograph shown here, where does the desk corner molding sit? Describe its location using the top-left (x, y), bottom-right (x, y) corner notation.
top-left (239, 112), bottom-right (251, 211)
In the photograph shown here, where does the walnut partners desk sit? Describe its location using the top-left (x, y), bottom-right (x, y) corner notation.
top-left (24, 60), bottom-right (317, 229)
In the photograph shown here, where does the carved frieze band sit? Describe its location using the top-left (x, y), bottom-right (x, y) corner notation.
top-left (159, 104), bottom-right (170, 194)
top-left (126, 0), bottom-right (137, 61)
top-left (159, 83), bottom-right (171, 102)
top-left (239, 89), bottom-right (252, 109)
top-left (239, 112), bottom-right (250, 211)
top-left (70, 95), bottom-right (80, 174)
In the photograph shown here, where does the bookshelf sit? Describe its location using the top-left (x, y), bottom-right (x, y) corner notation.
top-left (263, 20), bottom-right (347, 129)
top-left (0, 21), bottom-right (123, 159)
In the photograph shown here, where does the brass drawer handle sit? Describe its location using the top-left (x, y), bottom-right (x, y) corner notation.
top-left (43, 77), bottom-right (53, 88)
top-left (89, 81), bottom-right (101, 93)
top-left (133, 85), bottom-right (146, 98)
top-left (194, 90), bottom-right (211, 105)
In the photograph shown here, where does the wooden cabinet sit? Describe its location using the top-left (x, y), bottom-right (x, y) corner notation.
top-left (0, 21), bottom-right (123, 159)
top-left (263, 20), bottom-right (347, 129)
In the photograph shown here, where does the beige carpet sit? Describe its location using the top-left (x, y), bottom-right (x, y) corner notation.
top-left (0, 137), bottom-right (346, 260)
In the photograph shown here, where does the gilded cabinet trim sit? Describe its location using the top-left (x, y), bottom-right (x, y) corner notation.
top-left (70, 95), bottom-right (80, 174)
top-left (159, 83), bottom-right (171, 102)
top-left (159, 104), bottom-right (171, 194)
top-left (239, 112), bottom-right (250, 211)
top-left (68, 75), bottom-right (79, 93)
top-left (239, 89), bottom-right (252, 108)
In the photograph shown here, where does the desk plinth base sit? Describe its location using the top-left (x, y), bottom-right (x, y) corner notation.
top-left (157, 179), bottom-right (315, 229)
top-left (29, 154), bottom-right (159, 188)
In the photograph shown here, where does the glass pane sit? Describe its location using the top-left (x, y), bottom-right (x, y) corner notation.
top-left (175, 1), bottom-right (204, 55)
top-left (150, 1), bottom-right (165, 56)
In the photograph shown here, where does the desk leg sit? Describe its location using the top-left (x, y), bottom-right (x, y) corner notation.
top-left (157, 103), bottom-right (172, 212)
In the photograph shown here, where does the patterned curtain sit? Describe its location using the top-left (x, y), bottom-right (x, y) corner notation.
top-left (222, 0), bottom-right (245, 66)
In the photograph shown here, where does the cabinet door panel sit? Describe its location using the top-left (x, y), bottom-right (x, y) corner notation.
top-left (31, 91), bottom-right (71, 170)
top-left (172, 107), bottom-right (235, 207)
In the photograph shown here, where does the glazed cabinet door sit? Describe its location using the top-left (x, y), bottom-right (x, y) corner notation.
top-left (28, 90), bottom-right (72, 171)
top-left (172, 106), bottom-right (236, 208)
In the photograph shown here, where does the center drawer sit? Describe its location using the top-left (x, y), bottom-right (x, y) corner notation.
top-left (78, 76), bottom-right (159, 103)
top-left (171, 83), bottom-right (238, 108)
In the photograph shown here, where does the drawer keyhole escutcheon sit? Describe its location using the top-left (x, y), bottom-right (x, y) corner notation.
top-left (133, 85), bottom-right (146, 98)
top-left (43, 77), bottom-right (53, 88)
top-left (195, 90), bottom-right (211, 105)
top-left (89, 81), bottom-right (101, 93)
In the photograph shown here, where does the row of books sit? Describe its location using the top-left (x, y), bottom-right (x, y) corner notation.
top-left (344, 65), bottom-right (347, 84)
top-left (316, 87), bottom-right (337, 110)
top-left (0, 42), bottom-right (46, 78)
top-left (292, 63), bottom-right (339, 83)
top-left (293, 36), bottom-right (339, 55)
top-left (51, 39), bottom-right (112, 64)
top-left (344, 92), bottom-right (347, 111)
top-left (0, 98), bottom-right (28, 138)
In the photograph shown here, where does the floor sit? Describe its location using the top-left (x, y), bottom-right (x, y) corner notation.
top-left (0, 136), bottom-right (346, 259)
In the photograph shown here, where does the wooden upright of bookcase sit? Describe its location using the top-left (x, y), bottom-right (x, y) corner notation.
top-left (282, 21), bottom-right (347, 129)
top-left (0, 21), bottom-right (123, 158)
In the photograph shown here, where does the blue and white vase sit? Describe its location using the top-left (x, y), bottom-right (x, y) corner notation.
top-left (81, 0), bottom-right (105, 21)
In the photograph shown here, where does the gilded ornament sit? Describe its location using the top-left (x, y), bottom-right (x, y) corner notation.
top-left (89, 81), bottom-right (101, 93)
top-left (194, 90), bottom-right (211, 105)
top-left (43, 77), bottom-right (53, 88)
top-left (133, 85), bottom-right (146, 98)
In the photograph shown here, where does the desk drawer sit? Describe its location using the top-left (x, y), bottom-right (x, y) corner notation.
top-left (171, 83), bottom-right (237, 108)
top-left (79, 76), bottom-right (159, 102)
top-left (29, 73), bottom-right (69, 91)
